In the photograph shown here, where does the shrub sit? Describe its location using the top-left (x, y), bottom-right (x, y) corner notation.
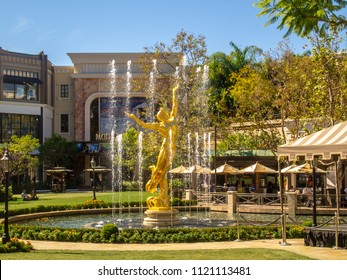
top-left (101, 224), bottom-right (119, 241)
top-left (7, 223), bottom-right (305, 244)
top-left (0, 237), bottom-right (33, 253)
top-left (122, 181), bottom-right (139, 191)
top-left (82, 199), bottom-right (106, 208)
top-left (301, 220), bottom-right (313, 227)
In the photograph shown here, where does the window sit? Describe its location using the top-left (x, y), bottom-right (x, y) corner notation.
top-left (60, 114), bottom-right (69, 133)
top-left (3, 83), bottom-right (38, 100)
top-left (0, 114), bottom-right (40, 143)
top-left (2, 69), bottom-right (40, 101)
top-left (60, 85), bottom-right (69, 98)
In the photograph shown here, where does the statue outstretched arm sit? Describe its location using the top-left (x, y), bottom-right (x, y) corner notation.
top-left (125, 112), bottom-right (161, 131)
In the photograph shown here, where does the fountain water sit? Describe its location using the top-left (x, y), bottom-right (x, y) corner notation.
top-left (98, 58), bottom-right (213, 228)
top-left (148, 59), bottom-right (157, 122)
top-left (125, 60), bottom-right (132, 127)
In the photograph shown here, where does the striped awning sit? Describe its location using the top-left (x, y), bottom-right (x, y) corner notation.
top-left (277, 121), bottom-right (347, 160)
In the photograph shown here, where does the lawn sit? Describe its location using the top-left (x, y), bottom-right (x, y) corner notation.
top-left (4, 191), bottom-right (150, 211)
top-left (0, 248), bottom-right (314, 260)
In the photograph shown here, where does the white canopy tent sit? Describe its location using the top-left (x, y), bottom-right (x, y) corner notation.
top-left (277, 121), bottom-right (347, 221)
top-left (278, 121), bottom-right (347, 161)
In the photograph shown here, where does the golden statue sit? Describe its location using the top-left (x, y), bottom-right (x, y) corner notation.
top-left (126, 86), bottom-right (179, 209)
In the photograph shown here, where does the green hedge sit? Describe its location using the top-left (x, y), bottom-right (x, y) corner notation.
top-left (5, 224), bottom-right (305, 244)
top-left (0, 198), bottom-right (196, 218)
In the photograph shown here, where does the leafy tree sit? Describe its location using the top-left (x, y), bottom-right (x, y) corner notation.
top-left (255, 0), bottom-right (347, 37)
top-left (1, 135), bottom-right (40, 177)
top-left (39, 134), bottom-right (76, 169)
top-left (217, 130), bottom-right (283, 155)
top-left (143, 29), bottom-right (209, 128)
top-left (140, 30), bottom-right (210, 167)
top-left (263, 42), bottom-right (316, 140)
top-left (208, 41), bottom-right (263, 123)
top-left (229, 65), bottom-right (284, 154)
top-left (308, 32), bottom-right (347, 126)
top-left (1, 135), bottom-right (39, 194)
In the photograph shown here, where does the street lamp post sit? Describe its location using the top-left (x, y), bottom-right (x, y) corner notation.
top-left (1, 150), bottom-right (12, 244)
top-left (90, 156), bottom-right (96, 200)
top-left (312, 159), bottom-right (318, 227)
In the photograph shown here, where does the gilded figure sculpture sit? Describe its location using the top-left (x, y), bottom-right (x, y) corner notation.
top-left (126, 86), bottom-right (179, 209)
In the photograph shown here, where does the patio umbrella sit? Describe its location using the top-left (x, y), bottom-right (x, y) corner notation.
top-left (169, 165), bottom-right (187, 174)
top-left (280, 164), bottom-right (297, 173)
top-left (211, 163), bottom-right (239, 175)
top-left (239, 161), bottom-right (278, 189)
top-left (183, 165), bottom-right (211, 174)
top-left (211, 163), bottom-right (239, 185)
top-left (239, 162), bottom-right (278, 174)
top-left (84, 166), bottom-right (111, 192)
top-left (83, 165), bottom-right (112, 172)
top-left (46, 166), bottom-right (73, 173)
top-left (45, 167), bottom-right (73, 192)
top-left (284, 162), bottom-right (326, 174)
top-left (182, 165), bottom-right (211, 190)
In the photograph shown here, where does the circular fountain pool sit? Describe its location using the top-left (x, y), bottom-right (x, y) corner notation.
top-left (15, 211), bottom-right (237, 229)
top-left (13, 210), bottom-right (335, 229)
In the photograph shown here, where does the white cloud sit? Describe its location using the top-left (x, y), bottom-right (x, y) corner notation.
top-left (11, 16), bottom-right (34, 35)
top-left (37, 29), bottom-right (58, 41)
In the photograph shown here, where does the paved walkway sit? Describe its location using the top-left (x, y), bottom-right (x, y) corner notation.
top-left (27, 238), bottom-right (347, 260)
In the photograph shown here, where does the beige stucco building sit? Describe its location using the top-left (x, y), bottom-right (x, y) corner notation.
top-left (0, 48), bottom-right (54, 145)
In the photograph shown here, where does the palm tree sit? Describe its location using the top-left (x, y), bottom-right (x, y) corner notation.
top-left (228, 41), bottom-right (263, 71)
top-left (208, 41), bottom-right (263, 122)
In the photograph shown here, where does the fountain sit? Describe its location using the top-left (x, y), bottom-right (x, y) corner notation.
top-left (27, 58), bottom-right (217, 230)
top-left (126, 86), bottom-right (180, 227)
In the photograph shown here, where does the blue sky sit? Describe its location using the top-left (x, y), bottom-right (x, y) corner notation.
top-left (1, 0), bottom-right (316, 66)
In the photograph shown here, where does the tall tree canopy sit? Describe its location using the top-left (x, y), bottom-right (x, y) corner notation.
top-left (255, 0), bottom-right (347, 37)
top-left (208, 41), bottom-right (263, 123)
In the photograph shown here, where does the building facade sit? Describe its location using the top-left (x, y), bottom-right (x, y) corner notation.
top-left (0, 48), bottom-right (54, 145)
top-left (1, 49), bottom-right (180, 189)
top-left (54, 52), bottom-right (178, 188)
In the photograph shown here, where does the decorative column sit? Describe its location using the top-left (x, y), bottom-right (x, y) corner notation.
top-left (286, 192), bottom-right (297, 217)
top-left (227, 191), bottom-right (237, 213)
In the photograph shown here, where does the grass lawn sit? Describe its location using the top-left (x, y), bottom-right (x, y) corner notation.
top-left (0, 248), bottom-right (314, 260)
top-left (4, 191), bottom-right (150, 211)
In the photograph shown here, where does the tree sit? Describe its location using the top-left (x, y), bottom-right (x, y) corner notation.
top-left (2, 135), bottom-right (40, 177)
top-left (263, 42), bottom-right (316, 140)
top-left (255, 0), bottom-right (347, 37)
top-left (228, 65), bottom-right (284, 154)
top-left (308, 32), bottom-right (347, 126)
top-left (1, 135), bottom-right (40, 194)
top-left (141, 30), bottom-right (210, 167)
top-left (208, 41), bottom-right (263, 123)
top-left (39, 134), bottom-right (76, 168)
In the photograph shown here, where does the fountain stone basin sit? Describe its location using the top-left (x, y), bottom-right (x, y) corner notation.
top-left (143, 208), bottom-right (179, 227)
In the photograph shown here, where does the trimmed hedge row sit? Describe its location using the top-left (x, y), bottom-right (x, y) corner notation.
top-left (6, 224), bottom-right (305, 244)
top-left (0, 198), bottom-right (197, 218)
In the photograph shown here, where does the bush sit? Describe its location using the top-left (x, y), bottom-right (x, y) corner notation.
top-left (0, 184), bottom-right (13, 202)
top-left (82, 199), bottom-right (106, 208)
top-left (301, 220), bottom-right (313, 227)
top-left (101, 224), bottom-right (119, 241)
top-left (122, 181), bottom-right (139, 191)
top-left (7, 224), bottom-right (305, 244)
top-left (0, 237), bottom-right (33, 253)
